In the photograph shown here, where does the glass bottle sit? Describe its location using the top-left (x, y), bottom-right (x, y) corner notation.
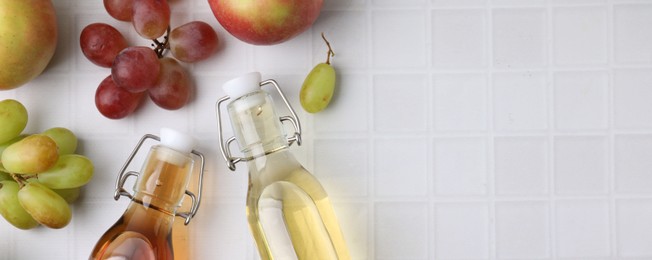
top-left (216, 72), bottom-right (350, 260)
top-left (89, 128), bottom-right (205, 260)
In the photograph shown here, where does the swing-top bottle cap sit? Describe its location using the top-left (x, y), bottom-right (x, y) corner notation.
top-left (160, 127), bottom-right (195, 154)
top-left (223, 72), bottom-right (261, 100)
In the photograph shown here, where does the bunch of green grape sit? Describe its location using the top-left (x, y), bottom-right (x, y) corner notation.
top-left (0, 99), bottom-right (94, 230)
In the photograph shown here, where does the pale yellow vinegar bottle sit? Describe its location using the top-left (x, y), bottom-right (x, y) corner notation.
top-left (216, 72), bottom-right (350, 260)
top-left (89, 128), bottom-right (206, 260)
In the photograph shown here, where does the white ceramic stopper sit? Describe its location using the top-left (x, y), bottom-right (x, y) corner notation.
top-left (160, 128), bottom-right (195, 154)
top-left (222, 72), bottom-right (261, 100)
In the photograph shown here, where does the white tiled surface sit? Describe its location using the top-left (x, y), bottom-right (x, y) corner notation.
top-left (2, 0), bottom-right (652, 259)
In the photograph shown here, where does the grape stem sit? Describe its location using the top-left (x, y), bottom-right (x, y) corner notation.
top-left (10, 173), bottom-right (27, 188)
top-left (321, 32), bottom-right (335, 65)
top-left (152, 26), bottom-right (171, 59)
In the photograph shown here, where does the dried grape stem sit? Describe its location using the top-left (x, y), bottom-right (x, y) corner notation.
top-left (321, 32), bottom-right (335, 64)
top-left (152, 26), bottom-right (171, 58)
top-left (10, 173), bottom-right (26, 188)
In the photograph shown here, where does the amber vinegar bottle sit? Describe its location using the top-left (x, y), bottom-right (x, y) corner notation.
top-left (216, 72), bottom-right (350, 260)
top-left (89, 128), bottom-right (205, 260)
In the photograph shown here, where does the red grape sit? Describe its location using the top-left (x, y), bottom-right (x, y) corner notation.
top-left (111, 46), bottom-right (161, 93)
top-left (79, 23), bottom-right (128, 68)
top-left (169, 21), bottom-right (219, 63)
top-left (103, 0), bottom-right (134, 22)
top-left (132, 0), bottom-right (170, 40)
top-left (95, 75), bottom-right (145, 119)
top-left (149, 57), bottom-right (192, 110)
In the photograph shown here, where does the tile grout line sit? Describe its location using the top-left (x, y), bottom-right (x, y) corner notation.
top-left (486, 0), bottom-right (497, 259)
top-left (606, 0), bottom-right (619, 257)
top-left (476, 1), bottom-right (506, 259)
top-left (545, 0), bottom-right (558, 259)
top-left (366, 1), bottom-right (376, 259)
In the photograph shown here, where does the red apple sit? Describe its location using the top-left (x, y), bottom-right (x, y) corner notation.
top-left (208, 0), bottom-right (323, 45)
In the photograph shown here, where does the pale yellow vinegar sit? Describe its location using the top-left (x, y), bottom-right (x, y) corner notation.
top-left (247, 167), bottom-right (350, 260)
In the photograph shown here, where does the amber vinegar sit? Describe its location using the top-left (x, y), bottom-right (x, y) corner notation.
top-left (90, 129), bottom-right (203, 260)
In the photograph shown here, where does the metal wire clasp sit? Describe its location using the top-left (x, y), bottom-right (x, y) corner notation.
top-left (215, 79), bottom-right (302, 171)
top-left (113, 134), bottom-right (206, 225)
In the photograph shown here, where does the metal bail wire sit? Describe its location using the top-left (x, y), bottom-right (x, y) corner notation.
top-left (113, 133), bottom-right (206, 225)
top-left (216, 78), bottom-right (302, 171)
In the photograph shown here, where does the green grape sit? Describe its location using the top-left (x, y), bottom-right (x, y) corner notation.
top-left (18, 182), bottom-right (71, 229)
top-left (300, 33), bottom-right (336, 114)
top-left (2, 134), bottom-right (59, 174)
top-left (0, 180), bottom-right (39, 230)
top-left (0, 99), bottom-right (28, 144)
top-left (38, 154), bottom-right (94, 189)
top-left (41, 127), bottom-right (78, 155)
top-left (52, 187), bottom-right (81, 204)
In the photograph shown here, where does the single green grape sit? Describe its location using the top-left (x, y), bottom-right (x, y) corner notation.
top-left (2, 134), bottom-right (59, 174)
top-left (18, 182), bottom-right (71, 229)
top-left (41, 127), bottom-right (78, 155)
top-left (300, 33), bottom-right (336, 114)
top-left (0, 99), bottom-right (28, 144)
top-left (0, 180), bottom-right (40, 230)
top-left (38, 154), bottom-right (94, 189)
top-left (52, 187), bottom-right (81, 204)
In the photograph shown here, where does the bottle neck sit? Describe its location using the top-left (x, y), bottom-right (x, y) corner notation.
top-left (132, 145), bottom-right (194, 214)
top-left (228, 90), bottom-right (289, 159)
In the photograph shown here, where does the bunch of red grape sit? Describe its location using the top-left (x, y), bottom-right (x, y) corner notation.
top-left (80, 0), bottom-right (220, 119)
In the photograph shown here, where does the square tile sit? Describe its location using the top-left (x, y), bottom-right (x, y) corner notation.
top-left (312, 11), bottom-right (367, 70)
top-left (16, 75), bottom-right (71, 132)
top-left (555, 200), bottom-right (611, 258)
top-left (50, 13), bottom-right (73, 73)
top-left (374, 74), bottom-right (428, 132)
top-left (432, 9), bottom-right (487, 69)
top-left (313, 139), bottom-right (368, 197)
top-left (372, 10), bottom-right (427, 69)
top-left (553, 71), bottom-right (608, 130)
top-left (614, 4), bottom-right (652, 64)
top-left (494, 137), bottom-right (548, 195)
top-left (81, 137), bottom-right (141, 200)
top-left (373, 0), bottom-right (426, 7)
top-left (134, 104), bottom-right (191, 135)
top-left (617, 199), bottom-right (652, 257)
top-left (253, 32), bottom-right (311, 72)
top-left (434, 137), bottom-right (488, 195)
top-left (194, 75), bottom-right (230, 135)
top-left (553, 6), bottom-right (608, 66)
top-left (613, 69), bottom-right (652, 129)
top-left (493, 72), bottom-right (548, 131)
top-left (433, 73), bottom-right (488, 132)
top-left (614, 135), bottom-right (652, 193)
top-left (495, 202), bottom-right (550, 259)
top-left (493, 0), bottom-right (547, 5)
top-left (314, 74), bottom-right (369, 133)
top-left (375, 138), bottom-right (428, 197)
top-left (554, 136), bottom-right (608, 195)
top-left (493, 8), bottom-right (547, 68)
top-left (194, 202), bottom-right (249, 260)
top-left (375, 203), bottom-right (429, 259)
top-left (434, 203), bottom-right (489, 259)
top-left (551, 0), bottom-right (606, 3)
top-left (432, 0), bottom-right (487, 7)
